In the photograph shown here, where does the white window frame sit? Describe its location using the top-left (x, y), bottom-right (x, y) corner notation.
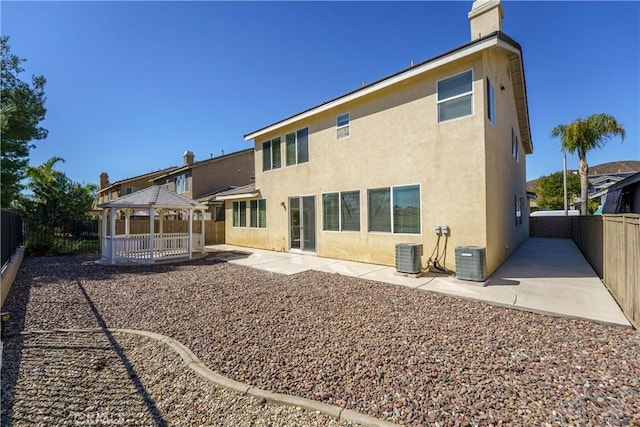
top-left (285, 127), bottom-right (309, 167)
top-left (322, 190), bottom-right (360, 232)
top-left (232, 200), bottom-right (247, 227)
top-left (437, 69), bottom-right (474, 123)
top-left (515, 194), bottom-right (523, 226)
top-left (250, 199), bottom-right (267, 228)
top-left (262, 137), bottom-right (281, 172)
top-left (512, 128), bottom-right (520, 163)
top-left (487, 77), bottom-right (495, 126)
top-left (176, 174), bottom-right (188, 193)
top-left (367, 184), bottom-right (421, 235)
top-left (337, 113), bottom-right (350, 140)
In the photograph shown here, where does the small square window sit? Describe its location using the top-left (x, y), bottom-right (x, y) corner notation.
top-left (337, 113), bottom-right (350, 139)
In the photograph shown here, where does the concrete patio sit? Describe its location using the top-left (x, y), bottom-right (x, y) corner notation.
top-left (207, 237), bottom-right (631, 327)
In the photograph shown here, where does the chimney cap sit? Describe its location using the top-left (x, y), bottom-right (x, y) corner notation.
top-left (468, 0), bottom-right (503, 41)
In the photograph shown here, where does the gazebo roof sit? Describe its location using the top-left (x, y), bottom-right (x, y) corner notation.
top-left (98, 185), bottom-right (207, 210)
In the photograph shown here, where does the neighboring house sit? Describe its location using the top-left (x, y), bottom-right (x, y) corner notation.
top-left (94, 167), bottom-right (179, 212)
top-left (597, 172), bottom-right (640, 214)
top-left (222, 0), bottom-right (533, 275)
top-left (150, 149), bottom-right (254, 220)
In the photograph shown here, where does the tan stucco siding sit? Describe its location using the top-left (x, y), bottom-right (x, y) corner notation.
top-left (482, 48), bottom-right (529, 273)
top-left (227, 55), bottom-right (494, 269)
top-left (191, 151), bottom-right (254, 199)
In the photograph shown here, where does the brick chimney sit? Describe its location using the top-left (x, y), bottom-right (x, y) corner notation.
top-left (183, 150), bottom-right (195, 166)
top-left (100, 172), bottom-right (109, 190)
top-left (468, 0), bottom-right (504, 41)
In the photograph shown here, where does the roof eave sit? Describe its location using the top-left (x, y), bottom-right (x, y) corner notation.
top-left (214, 191), bottom-right (260, 201)
top-left (244, 32), bottom-right (513, 142)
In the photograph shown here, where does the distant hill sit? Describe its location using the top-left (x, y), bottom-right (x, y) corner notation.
top-left (527, 160), bottom-right (640, 193)
top-left (587, 160), bottom-right (640, 176)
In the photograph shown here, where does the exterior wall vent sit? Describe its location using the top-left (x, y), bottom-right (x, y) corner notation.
top-left (455, 246), bottom-right (487, 281)
top-left (395, 243), bottom-right (423, 274)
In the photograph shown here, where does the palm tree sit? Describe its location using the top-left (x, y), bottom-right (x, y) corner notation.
top-left (551, 113), bottom-right (625, 215)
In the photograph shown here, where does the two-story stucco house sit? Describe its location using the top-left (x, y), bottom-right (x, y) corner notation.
top-left (223, 0), bottom-right (533, 275)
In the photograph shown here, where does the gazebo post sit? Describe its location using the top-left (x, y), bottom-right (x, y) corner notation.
top-left (200, 209), bottom-right (205, 254)
top-left (109, 208), bottom-right (116, 265)
top-left (188, 208), bottom-right (193, 259)
top-left (101, 208), bottom-right (108, 260)
top-left (124, 209), bottom-right (131, 236)
top-left (149, 207), bottom-right (155, 262)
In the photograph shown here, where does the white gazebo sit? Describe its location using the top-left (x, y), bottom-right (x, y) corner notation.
top-left (97, 186), bottom-right (207, 265)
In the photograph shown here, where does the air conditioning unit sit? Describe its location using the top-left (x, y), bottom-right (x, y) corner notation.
top-left (395, 243), bottom-right (423, 274)
top-left (455, 246), bottom-right (487, 282)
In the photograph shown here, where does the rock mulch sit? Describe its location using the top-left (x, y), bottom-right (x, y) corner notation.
top-left (2, 254), bottom-right (640, 426)
top-left (1, 331), bottom-right (359, 426)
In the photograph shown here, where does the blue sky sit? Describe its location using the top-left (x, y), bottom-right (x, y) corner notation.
top-left (2, 1), bottom-right (638, 187)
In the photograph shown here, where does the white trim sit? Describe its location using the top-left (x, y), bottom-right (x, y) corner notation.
top-left (245, 37), bottom-right (499, 141)
top-left (215, 192), bottom-right (259, 201)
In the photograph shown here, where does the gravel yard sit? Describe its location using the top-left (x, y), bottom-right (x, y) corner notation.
top-left (2, 253), bottom-right (640, 426)
top-left (2, 331), bottom-right (357, 426)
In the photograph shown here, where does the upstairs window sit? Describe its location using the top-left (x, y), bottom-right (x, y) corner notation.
top-left (125, 187), bottom-right (139, 195)
top-left (337, 113), bottom-right (350, 139)
top-left (176, 174), bottom-right (188, 193)
top-left (437, 70), bottom-right (473, 122)
top-left (487, 78), bottom-right (495, 126)
top-left (286, 128), bottom-right (309, 166)
top-left (262, 137), bottom-right (281, 171)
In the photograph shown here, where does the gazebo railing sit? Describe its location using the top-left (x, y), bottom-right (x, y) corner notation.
top-left (102, 233), bottom-right (193, 261)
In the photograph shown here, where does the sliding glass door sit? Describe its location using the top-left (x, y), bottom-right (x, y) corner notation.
top-left (289, 196), bottom-right (316, 252)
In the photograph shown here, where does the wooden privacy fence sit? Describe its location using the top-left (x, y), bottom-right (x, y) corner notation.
top-left (602, 215), bottom-right (639, 328)
top-left (100, 220), bottom-right (225, 245)
top-left (573, 216), bottom-right (603, 278)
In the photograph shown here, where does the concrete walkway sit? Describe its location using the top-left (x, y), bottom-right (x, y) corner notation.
top-left (207, 238), bottom-right (631, 327)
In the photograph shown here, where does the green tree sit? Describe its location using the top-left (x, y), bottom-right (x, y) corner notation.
top-left (17, 157), bottom-right (96, 232)
top-left (1, 36), bottom-right (48, 207)
top-left (551, 113), bottom-right (626, 215)
top-left (536, 171), bottom-right (581, 211)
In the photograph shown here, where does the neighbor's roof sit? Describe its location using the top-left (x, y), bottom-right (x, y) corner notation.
top-left (210, 183), bottom-right (259, 201)
top-left (98, 185), bottom-right (206, 209)
top-left (99, 166), bottom-right (179, 193)
top-left (244, 31), bottom-right (532, 154)
top-left (151, 148), bottom-right (254, 181)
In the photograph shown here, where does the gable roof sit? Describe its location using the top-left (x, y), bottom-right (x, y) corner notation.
top-left (99, 166), bottom-right (179, 193)
top-left (98, 185), bottom-right (206, 209)
top-left (244, 31), bottom-right (532, 154)
top-left (151, 148), bottom-right (254, 182)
